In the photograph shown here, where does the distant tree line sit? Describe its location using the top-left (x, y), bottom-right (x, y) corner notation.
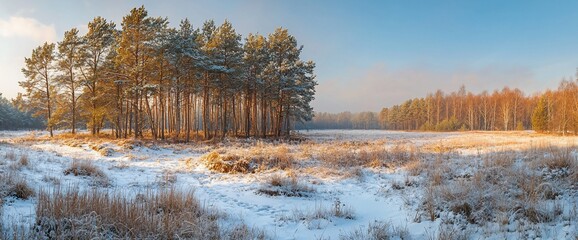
top-left (380, 80), bottom-right (578, 134)
top-left (18, 6), bottom-right (317, 140)
top-left (297, 111), bottom-right (380, 130)
top-left (0, 93), bottom-right (44, 130)
top-left (304, 78), bottom-right (578, 134)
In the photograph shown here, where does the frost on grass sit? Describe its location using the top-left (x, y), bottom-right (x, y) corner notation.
top-left (279, 199), bottom-right (355, 230)
top-left (339, 221), bottom-right (409, 240)
top-left (63, 160), bottom-right (110, 187)
top-left (201, 145), bottom-right (294, 174)
top-left (11, 154), bottom-right (29, 170)
top-left (30, 187), bottom-right (267, 240)
top-left (0, 171), bottom-right (34, 200)
top-left (202, 151), bottom-right (254, 173)
top-left (257, 172), bottom-right (315, 197)
top-left (416, 146), bottom-right (578, 237)
top-left (2, 130), bottom-right (577, 239)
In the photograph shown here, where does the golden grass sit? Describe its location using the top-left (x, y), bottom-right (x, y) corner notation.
top-left (34, 187), bottom-right (222, 239)
top-left (0, 171), bottom-right (34, 200)
top-left (18, 154), bottom-right (29, 167)
top-left (63, 160), bottom-right (105, 178)
top-left (258, 172), bottom-right (315, 197)
top-left (63, 160), bottom-right (109, 186)
top-left (201, 144), bottom-right (295, 174)
top-left (201, 151), bottom-right (252, 174)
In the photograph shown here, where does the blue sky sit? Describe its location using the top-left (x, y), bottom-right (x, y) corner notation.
top-left (1, 0), bottom-right (577, 112)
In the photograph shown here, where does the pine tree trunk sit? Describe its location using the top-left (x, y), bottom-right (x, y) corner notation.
top-left (261, 98), bottom-right (267, 138)
top-left (252, 90), bottom-right (258, 138)
top-left (203, 72), bottom-right (209, 140)
top-left (145, 94), bottom-right (156, 139)
top-left (71, 74), bottom-right (76, 135)
top-left (45, 76), bottom-right (53, 138)
top-left (245, 88), bottom-right (251, 137)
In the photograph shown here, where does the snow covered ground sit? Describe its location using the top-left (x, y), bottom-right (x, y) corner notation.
top-left (0, 130), bottom-right (576, 239)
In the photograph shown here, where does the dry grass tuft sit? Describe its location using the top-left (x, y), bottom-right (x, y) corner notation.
top-left (222, 223), bottom-right (267, 240)
top-left (331, 198), bottom-right (355, 219)
top-left (63, 160), bottom-right (105, 178)
top-left (33, 187), bottom-right (223, 239)
top-left (9, 153), bottom-right (31, 171)
top-left (202, 151), bottom-right (252, 174)
top-left (284, 199), bottom-right (355, 230)
top-left (18, 154), bottom-right (29, 166)
top-left (10, 179), bottom-right (34, 199)
top-left (259, 145), bottom-right (294, 170)
top-left (543, 147), bottom-right (575, 170)
top-left (258, 173), bottom-right (315, 197)
top-left (42, 175), bottom-right (61, 185)
top-left (63, 160), bottom-right (109, 186)
top-left (98, 147), bottom-right (115, 156)
top-left (315, 142), bottom-right (420, 171)
top-left (0, 172), bottom-right (34, 200)
top-left (5, 150), bottom-right (16, 161)
top-left (431, 224), bottom-right (470, 240)
top-left (316, 145), bottom-right (367, 168)
top-left (339, 221), bottom-right (407, 240)
top-left (404, 158), bottom-right (425, 176)
top-left (201, 145), bottom-right (295, 174)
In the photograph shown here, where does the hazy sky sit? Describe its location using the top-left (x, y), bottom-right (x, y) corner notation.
top-left (1, 0), bottom-right (578, 113)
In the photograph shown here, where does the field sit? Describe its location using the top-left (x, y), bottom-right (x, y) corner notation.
top-left (0, 130), bottom-right (576, 239)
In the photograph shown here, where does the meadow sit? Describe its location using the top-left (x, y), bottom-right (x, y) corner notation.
top-left (0, 130), bottom-right (576, 239)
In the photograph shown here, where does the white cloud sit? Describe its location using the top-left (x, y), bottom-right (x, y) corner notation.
top-left (0, 16), bottom-right (56, 42)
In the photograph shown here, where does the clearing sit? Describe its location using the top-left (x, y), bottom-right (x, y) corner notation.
top-left (0, 130), bottom-right (576, 239)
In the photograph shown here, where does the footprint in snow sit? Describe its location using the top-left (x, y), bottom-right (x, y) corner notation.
top-left (256, 205), bottom-right (271, 212)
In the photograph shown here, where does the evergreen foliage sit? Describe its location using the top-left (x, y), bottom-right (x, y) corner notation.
top-left (531, 97), bottom-right (548, 132)
top-left (0, 93), bottom-right (44, 130)
top-left (17, 6), bottom-right (317, 139)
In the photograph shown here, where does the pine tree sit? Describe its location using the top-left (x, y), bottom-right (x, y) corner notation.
top-left (286, 60), bottom-right (316, 130)
top-left (164, 19), bottom-right (203, 140)
top-left (198, 20), bottom-right (217, 139)
top-left (81, 16), bottom-right (117, 135)
top-left (532, 96), bottom-right (549, 133)
top-left (56, 28), bottom-right (84, 134)
top-left (0, 93), bottom-right (43, 130)
top-left (20, 42), bottom-right (56, 137)
top-left (16, 8), bottom-right (319, 139)
top-left (210, 20), bottom-right (243, 137)
top-left (116, 6), bottom-right (168, 138)
top-left (264, 28), bottom-right (316, 136)
top-left (243, 33), bottom-right (268, 137)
